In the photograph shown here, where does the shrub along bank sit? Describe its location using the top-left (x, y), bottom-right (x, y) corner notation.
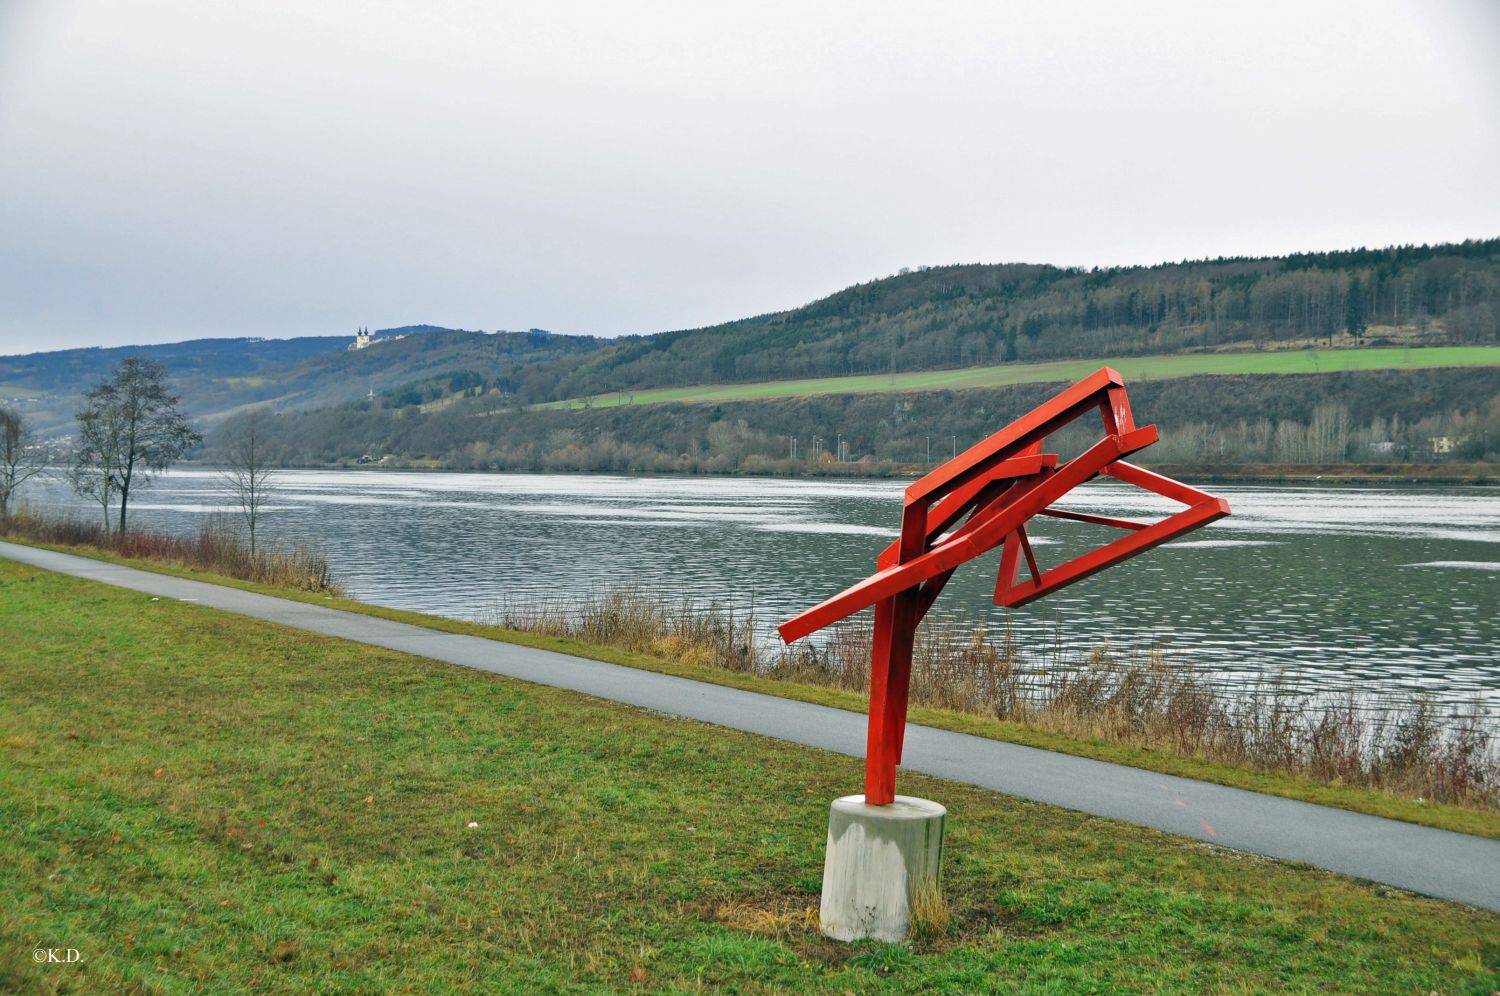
top-left (0, 508), bottom-right (343, 595)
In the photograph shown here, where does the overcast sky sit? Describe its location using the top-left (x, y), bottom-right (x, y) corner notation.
top-left (1, 0), bottom-right (1497, 353)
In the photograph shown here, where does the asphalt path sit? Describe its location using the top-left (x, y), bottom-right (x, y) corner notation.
top-left (5, 540), bottom-right (1497, 912)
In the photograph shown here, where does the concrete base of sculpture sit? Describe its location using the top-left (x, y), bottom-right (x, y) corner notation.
top-left (819, 794), bottom-right (946, 942)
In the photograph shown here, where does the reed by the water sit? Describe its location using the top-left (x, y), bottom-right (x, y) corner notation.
top-left (491, 587), bottom-right (1498, 809)
top-left (2, 507), bottom-right (344, 595)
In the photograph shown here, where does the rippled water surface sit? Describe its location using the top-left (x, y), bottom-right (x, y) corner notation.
top-left (28, 470), bottom-right (1500, 705)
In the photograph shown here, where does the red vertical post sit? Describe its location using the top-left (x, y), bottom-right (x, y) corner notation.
top-left (864, 597), bottom-right (898, 804)
top-left (1101, 384), bottom-right (1136, 436)
top-left (886, 588), bottom-right (920, 770)
top-left (864, 496), bottom-right (931, 804)
top-left (863, 589), bottom-right (919, 805)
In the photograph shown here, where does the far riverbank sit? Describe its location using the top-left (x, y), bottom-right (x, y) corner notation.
top-left (181, 459), bottom-right (1500, 486)
top-left (1144, 462), bottom-right (1500, 486)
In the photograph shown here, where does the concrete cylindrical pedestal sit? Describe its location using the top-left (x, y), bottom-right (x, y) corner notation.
top-left (819, 794), bottom-right (946, 942)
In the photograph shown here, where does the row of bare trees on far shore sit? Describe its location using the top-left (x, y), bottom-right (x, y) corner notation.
top-left (1, 357), bottom-right (277, 554)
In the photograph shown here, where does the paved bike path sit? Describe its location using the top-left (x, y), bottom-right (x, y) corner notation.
top-left (5, 540), bottom-right (1497, 912)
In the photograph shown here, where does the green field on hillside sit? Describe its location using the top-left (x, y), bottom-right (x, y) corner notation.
top-left (2, 560), bottom-right (1497, 992)
top-left (543, 346), bottom-right (1500, 410)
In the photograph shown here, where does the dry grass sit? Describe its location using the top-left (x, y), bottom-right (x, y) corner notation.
top-left (491, 588), bottom-right (1500, 810)
top-left (490, 587), bottom-right (758, 672)
top-left (1, 507), bottom-right (344, 595)
top-left (907, 883), bottom-right (951, 944)
top-left (711, 894), bottom-right (821, 941)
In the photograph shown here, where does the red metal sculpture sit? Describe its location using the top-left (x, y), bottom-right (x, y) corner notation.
top-left (779, 368), bottom-right (1230, 805)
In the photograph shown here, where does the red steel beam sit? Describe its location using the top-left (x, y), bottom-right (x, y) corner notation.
top-left (905, 367), bottom-right (1130, 507)
top-left (997, 497), bottom-right (1229, 607)
top-left (1036, 507), bottom-right (1149, 531)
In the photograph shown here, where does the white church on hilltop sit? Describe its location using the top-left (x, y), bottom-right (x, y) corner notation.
top-left (348, 327), bottom-right (406, 350)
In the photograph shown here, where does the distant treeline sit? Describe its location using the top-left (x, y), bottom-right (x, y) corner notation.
top-left (202, 368), bottom-right (1500, 476)
top-left (496, 239), bottom-right (1500, 404)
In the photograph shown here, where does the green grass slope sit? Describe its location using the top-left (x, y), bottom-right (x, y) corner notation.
top-left (543, 345), bottom-right (1500, 409)
top-left (2, 561), bottom-right (1497, 992)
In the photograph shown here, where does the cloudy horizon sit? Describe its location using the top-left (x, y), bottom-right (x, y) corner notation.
top-left (2, 0), bottom-right (1498, 353)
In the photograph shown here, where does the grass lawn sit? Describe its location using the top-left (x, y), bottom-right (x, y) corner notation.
top-left (539, 346), bottom-right (1500, 410)
top-left (2, 561), bottom-right (1498, 993)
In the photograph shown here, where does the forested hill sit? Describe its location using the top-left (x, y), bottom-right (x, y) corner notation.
top-left (0, 327), bottom-right (608, 435)
top-left (536, 239), bottom-right (1500, 403)
top-left (0, 334), bottom-right (351, 392)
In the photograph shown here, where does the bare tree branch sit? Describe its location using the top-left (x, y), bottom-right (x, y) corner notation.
top-left (71, 357), bottom-right (202, 533)
top-left (0, 407), bottom-right (50, 518)
top-left (218, 409), bottom-right (278, 554)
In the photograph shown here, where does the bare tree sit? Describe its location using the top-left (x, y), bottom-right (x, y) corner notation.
top-left (218, 409), bottom-right (277, 553)
top-left (69, 394), bottom-right (127, 531)
top-left (0, 406), bottom-right (49, 518)
top-left (71, 357), bottom-right (201, 534)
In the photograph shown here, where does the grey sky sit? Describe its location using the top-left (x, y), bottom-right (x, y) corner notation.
top-left (1, 0), bottom-right (1497, 353)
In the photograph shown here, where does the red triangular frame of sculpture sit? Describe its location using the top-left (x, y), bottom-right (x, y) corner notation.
top-left (778, 368), bottom-right (1230, 804)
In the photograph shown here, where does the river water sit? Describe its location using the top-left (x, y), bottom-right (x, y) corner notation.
top-left (25, 470), bottom-right (1500, 710)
